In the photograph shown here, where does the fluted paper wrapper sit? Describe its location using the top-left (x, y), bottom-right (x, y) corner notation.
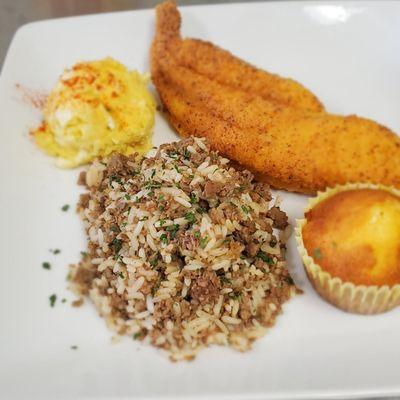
top-left (296, 183), bottom-right (400, 315)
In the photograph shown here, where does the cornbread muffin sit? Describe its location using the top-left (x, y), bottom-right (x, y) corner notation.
top-left (296, 184), bottom-right (400, 314)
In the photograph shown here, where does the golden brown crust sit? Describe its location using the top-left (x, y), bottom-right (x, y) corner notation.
top-left (302, 189), bottom-right (400, 286)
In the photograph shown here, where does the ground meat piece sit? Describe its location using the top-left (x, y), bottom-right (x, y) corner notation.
top-left (267, 206), bottom-right (288, 229)
top-left (178, 232), bottom-right (199, 251)
top-left (107, 153), bottom-right (126, 175)
top-left (73, 265), bottom-right (96, 294)
top-left (190, 270), bottom-right (220, 304)
top-left (78, 193), bottom-right (90, 210)
top-left (203, 181), bottom-right (224, 198)
top-left (77, 171), bottom-right (87, 186)
top-left (245, 242), bottom-right (260, 257)
top-left (253, 182), bottom-right (272, 201)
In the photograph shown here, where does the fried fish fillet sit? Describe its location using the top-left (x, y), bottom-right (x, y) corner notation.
top-left (151, 1), bottom-right (400, 194)
top-left (154, 1), bottom-right (324, 113)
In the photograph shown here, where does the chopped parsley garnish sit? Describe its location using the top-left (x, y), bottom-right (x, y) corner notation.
top-left (49, 294), bottom-right (57, 307)
top-left (313, 248), bottom-right (323, 260)
top-left (159, 205), bottom-right (165, 212)
top-left (159, 219), bottom-right (166, 226)
top-left (133, 331), bottom-right (144, 340)
top-left (109, 175), bottom-right (122, 185)
top-left (118, 272), bottom-right (125, 279)
top-left (139, 216), bottom-right (148, 221)
top-left (197, 206), bottom-right (207, 214)
top-left (42, 262), bottom-right (51, 270)
top-left (173, 164), bottom-right (181, 173)
top-left (159, 194), bottom-right (165, 201)
top-left (160, 233), bottom-right (169, 245)
top-left (80, 251), bottom-right (88, 257)
top-left (61, 298), bottom-right (67, 303)
top-left (167, 150), bottom-right (178, 159)
top-left (50, 249), bottom-right (61, 255)
top-left (194, 231), bottom-right (201, 239)
top-left (200, 236), bottom-right (209, 249)
top-left (144, 181), bottom-right (162, 190)
top-left (183, 149), bottom-right (191, 160)
top-left (166, 224), bottom-right (180, 239)
top-left (61, 204), bottom-right (70, 212)
top-left (219, 276), bottom-right (231, 285)
top-left (256, 251), bottom-right (274, 265)
top-left (151, 169), bottom-right (156, 178)
top-left (150, 254), bottom-right (159, 268)
top-left (124, 194), bottom-right (131, 201)
top-left (189, 192), bottom-right (198, 204)
top-left (241, 205), bottom-right (250, 214)
top-left (184, 212), bottom-right (196, 224)
top-left (111, 238), bottom-right (123, 254)
top-left (110, 225), bottom-right (119, 232)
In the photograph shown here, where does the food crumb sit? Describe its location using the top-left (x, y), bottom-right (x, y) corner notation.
top-left (72, 298), bottom-right (84, 307)
top-left (61, 204), bottom-right (70, 212)
top-left (49, 294), bottom-right (57, 307)
top-left (70, 345), bottom-right (78, 350)
top-left (50, 249), bottom-right (61, 255)
top-left (61, 298), bottom-right (67, 303)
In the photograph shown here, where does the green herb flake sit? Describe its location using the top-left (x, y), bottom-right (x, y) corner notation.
top-left (80, 251), bottom-right (88, 257)
top-left (151, 169), bottom-right (156, 179)
top-left (61, 204), bottom-right (70, 212)
top-left (61, 298), bottom-right (67, 303)
top-left (118, 272), bottom-right (125, 279)
top-left (49, 294), bottom-right (57, 307)
top-left (159, 219), bottom-right (166, 226)
top-left (110, 225), bottom-right (119, 232)
top-left (184, 212), bottom-right (196, 224)
top-left (159, 194), bottom-right (165, 201)
top-left (183, 149), bottom-right (191, 160)
top-left (189, 193), bottom-right (198, 204)
top-left (70, 345), bottom-right (78, 350)
top-left (197, 206), bottom-right (207, 214)
top-left (111, 238), bottom-right (123, 255)
top-left (166, 224), bottom-right (180, 239)
top-left (50, 249), bottom-right (61, 255)
top-left (133, 331), bottom-right (143, 340)
top-left (194, 231), bottom-right (201, 239)
top-left (256, 251), bottom-right (274, 265)
top-left (200, 236), bottom-right (209, 249)
top-left (124, 194), bottom-right (131, 201)
top-left (241, 205), bottom-right (250, 214)
top-left (313, 248), bottom-right (323, 260)
top-left (173, 164), bottom-right (181, 173)
top-left (159, 205), bottom-right (165, 212)
top-left (139, 216), bottom-right (149, 221)
top-left (160, 233), bottom-right (168, 245)
top-left (150, 255), bottom-right (159, 268)
top-left (42, 262), bottom-right (51, 270)
top-left (219, 276), bottom-right (231, 285)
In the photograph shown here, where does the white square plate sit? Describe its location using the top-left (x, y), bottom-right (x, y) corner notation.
top-left (0, 1), bottom-right (399, 399)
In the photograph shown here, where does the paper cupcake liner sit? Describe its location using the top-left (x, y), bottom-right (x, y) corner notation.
top-left (295, 183), bottom-right (400, 315)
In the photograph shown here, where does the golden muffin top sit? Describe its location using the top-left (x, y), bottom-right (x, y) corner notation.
top-left (302, 188), bottom-right (400, 286)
